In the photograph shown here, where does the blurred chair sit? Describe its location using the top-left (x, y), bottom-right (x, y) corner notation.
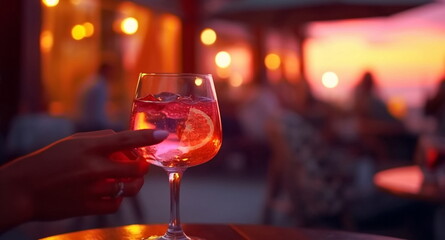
top-left (237, 84), bottom-right (282, 173)
top-left (351, 71), bottom-right (416, 166)
top-left (263, 110), bottom-right (357, 229)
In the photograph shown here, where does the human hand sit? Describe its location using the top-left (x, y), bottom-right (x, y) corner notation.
top-left (0, 129), bottom-right (168, 231)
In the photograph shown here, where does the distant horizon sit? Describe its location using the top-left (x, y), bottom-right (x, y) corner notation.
top-left (305, 1), bottom-right (445, 109)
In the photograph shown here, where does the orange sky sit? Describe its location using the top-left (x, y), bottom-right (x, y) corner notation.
top-left (305, 2), bottom-right (445, 109)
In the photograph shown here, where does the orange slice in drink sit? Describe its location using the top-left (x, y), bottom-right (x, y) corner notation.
top-left (178, 107), bottom-right (214, 152)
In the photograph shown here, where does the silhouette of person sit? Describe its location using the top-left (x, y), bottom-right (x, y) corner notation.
top-left (351, 71), bottom-right (408, 163)
top-left (77, 63), bottom-right (115, 132)
top-left (424, 77), bottom-right (445, 136)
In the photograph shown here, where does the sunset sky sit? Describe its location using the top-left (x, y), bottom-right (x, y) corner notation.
top-left (305, 1), bottom-right (445, 109)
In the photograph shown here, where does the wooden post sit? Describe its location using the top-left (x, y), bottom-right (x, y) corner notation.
top-left (180, 0), bottom-right (199, 73)
top-left (0, 1), bottom-right (23, 135)
top-left (251, 24), bottom-right (267, 85)
top-left (294, 24), bottom-right (307, 82)
top-left (20, 0), bottom-right (44, 113)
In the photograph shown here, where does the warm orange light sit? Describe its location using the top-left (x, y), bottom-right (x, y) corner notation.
top-left (194, 77), bottom-right (203, 86)
top-left (229, 73), bottom-right (243, 87)
top-left (284, 53), bottom-right (300, 83)
top-left (387, 96), bottom-right (407, 119)
top-left (374, 166), bottom-right (422, 193)
top-left (49, 101), bottom-right (64, 116)
top-left (225, 46), bottom-right (252, 84)
top-left (265, 53), bottom-right (281, 70)
top-left (215, 51), bottom-right (231, 68)
top-left (71, 24), bottom-right (86, 40)
top-left (135, 112), bottom-right (155, 129)
top-left (307, 23), bottom-right (445, 107)
top-left (42, 0), bottom-right (59, 7)
top-left (124, 225), bottom-right (143, 235)
top-left (40, 30), bottom-right (53, 53)
top-left (321, 71), bottom-right (339, 88)
top-left (121, 17), bottom-right (139, 35)
top-left (200, 28), bottom-right (217, 46)
top-left (83, 22), bottom-right (94, 37)
top-left (216, 67), bottom-right (231, 79)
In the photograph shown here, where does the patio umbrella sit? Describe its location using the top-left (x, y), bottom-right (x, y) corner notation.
top-left (210, 0), bottom-right (433, 80)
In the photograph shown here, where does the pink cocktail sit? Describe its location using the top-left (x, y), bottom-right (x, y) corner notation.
top-left (130, 95), bottom-right (222, 168)
top-left (130, 73), bottom-right (222, 240)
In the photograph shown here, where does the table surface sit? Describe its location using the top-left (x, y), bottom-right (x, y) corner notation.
top-left (40, 223), bottom-right (402, 240)
top-left (374, 165), bottom-right (445, 202)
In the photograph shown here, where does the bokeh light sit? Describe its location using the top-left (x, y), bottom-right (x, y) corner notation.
top-left (83, 22), bottom-right (94, 37)
top-left (124, 225), bottom-right (143, 236)
top-left (216, 67), bottom-right (231, 79)
top-left (121, 17), bottom-right (139, 35)
top-left (71, 24), bottom-right (86, 40)
top-left (229, 73), bottom-right (243, 87)
top-left (215, 51), bottom-right (231, 68)
top-left (40, 30), bottom-right (53, 53)
top-left (200, 28), bottom-right (217, 46)
top-left (321, 71), bottom-right (339, 88)
top-left (388, 96), bottom-right (408, 119)
top-left (49, 101), bottom-right (64, 116)
top-left (195, 77), bottom-right (203, 86)
top-left (42, 0), bottom-right (59, 7)
top-left (265, 53), bottom-right (281, 70)
top-left (284, 53), bottom-right (300, 83)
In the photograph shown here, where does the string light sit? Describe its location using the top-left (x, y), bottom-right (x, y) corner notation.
top-left (215, 51), bottom-right (231, 68)
top-left (42, 0), bottom-right (59, 7)
top-left (200, 28), bottom-right (217, 45)
top-left (121, 17), bottom-right (139, 35)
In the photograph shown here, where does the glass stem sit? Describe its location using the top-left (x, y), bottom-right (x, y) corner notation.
top-left (164, 170), bottom-right (189, 240)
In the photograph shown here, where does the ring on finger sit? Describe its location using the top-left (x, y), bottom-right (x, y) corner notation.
top-left (113, 181), bottom-right (124, 198)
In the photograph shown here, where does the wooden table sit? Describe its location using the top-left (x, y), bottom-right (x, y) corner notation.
top-left (40, 223), bottom-right (402, 240)
top-left (374, 165), bottom-right (445, 202)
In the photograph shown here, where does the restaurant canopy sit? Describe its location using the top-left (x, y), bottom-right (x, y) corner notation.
top-left (209, 0), bottom-right (433, 80)
top-left (123, 0), bottom-right (434, 79)
top-left (211, 0), bottom-right (433, 25)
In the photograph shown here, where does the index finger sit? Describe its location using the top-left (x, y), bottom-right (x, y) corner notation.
top-left (90, 129), bottom-right (168, 153)
top-left (72, 129), bottom-right (115, 138)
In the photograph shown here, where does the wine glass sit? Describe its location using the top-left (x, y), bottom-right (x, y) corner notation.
top-left (130, 73), bottom-right (223, 240)
top-left (416, 135), bottom-right (445, 186)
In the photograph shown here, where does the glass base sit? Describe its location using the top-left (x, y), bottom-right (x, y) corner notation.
top-left (143, 235), bottom-right (204, 240)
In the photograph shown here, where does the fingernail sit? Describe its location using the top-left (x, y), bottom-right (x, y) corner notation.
top-left (153, 130), bottom-right (169, 141)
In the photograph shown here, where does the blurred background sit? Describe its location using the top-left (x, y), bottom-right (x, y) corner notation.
top-left (1, 0), bottom-right (445, 239)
